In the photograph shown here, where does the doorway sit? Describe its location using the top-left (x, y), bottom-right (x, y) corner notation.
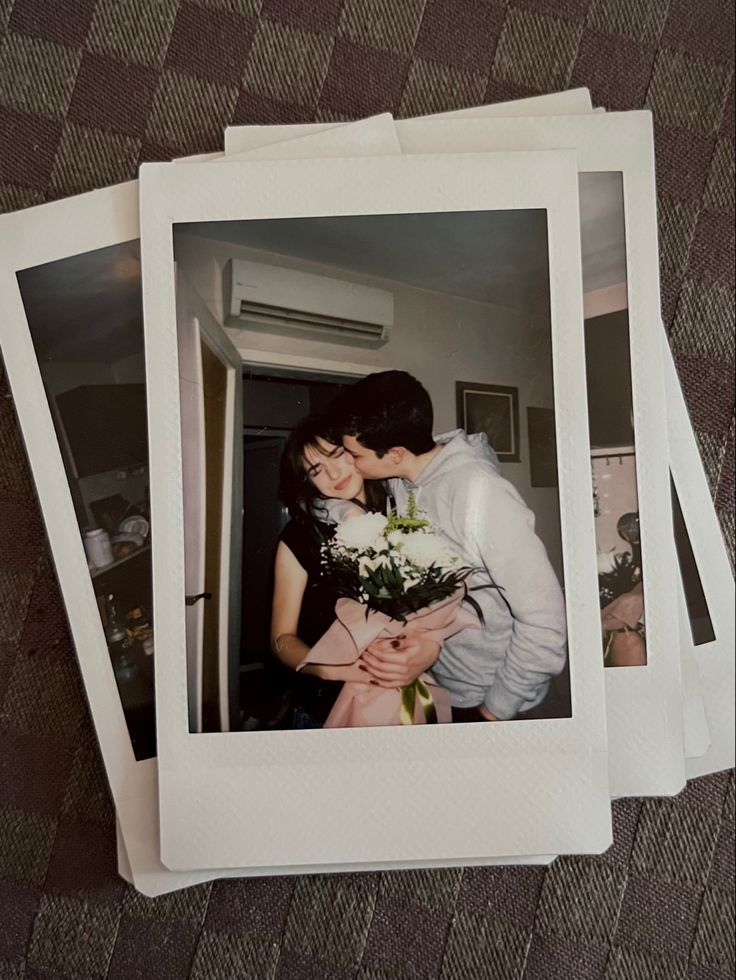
top-left (239, 367), bottom-right (356, 729)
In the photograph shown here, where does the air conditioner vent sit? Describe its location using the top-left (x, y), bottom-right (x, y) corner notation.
top-left (238, 301), bottom-right (386, 340)
top-left (224, 259), bottom-right (393, 348)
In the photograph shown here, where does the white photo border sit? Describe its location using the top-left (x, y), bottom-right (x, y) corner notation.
top-left (222, 88), bottom-right (596, 155)
top-left (141, 148), bottom-right (612, 872)
top-left (121, 99), bottom-right (598, 889)
top-left (664, 334), bottom-right (735, 779)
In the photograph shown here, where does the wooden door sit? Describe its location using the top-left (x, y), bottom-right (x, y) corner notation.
top-left (176, 270), bottom-right (243, 732)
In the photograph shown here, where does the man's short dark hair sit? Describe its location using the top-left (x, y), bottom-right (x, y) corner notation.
top-left (331, 370), bottom-right (436, 456)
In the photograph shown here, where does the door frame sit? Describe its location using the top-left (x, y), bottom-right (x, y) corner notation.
top-left (177, 270), bottom-right (244, 733)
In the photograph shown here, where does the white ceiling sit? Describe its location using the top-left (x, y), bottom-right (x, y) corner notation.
top-left (17, 174), bottom-right (626, 364)
top-left (577, 172), bottom-right (627, 293)
top-left (17, 240), bottom-right (143, 364)
top-left (178, 208), bottom-right (553, 315)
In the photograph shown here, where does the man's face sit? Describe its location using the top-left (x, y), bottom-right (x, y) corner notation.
top-left (342, 434), bottom-right (400, 479)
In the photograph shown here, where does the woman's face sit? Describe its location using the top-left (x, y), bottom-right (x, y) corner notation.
top-left (303, 437), bottom-right (365, 502)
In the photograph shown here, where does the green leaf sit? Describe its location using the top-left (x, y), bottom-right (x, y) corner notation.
top-left (400, 683), bottom-right (417, 725)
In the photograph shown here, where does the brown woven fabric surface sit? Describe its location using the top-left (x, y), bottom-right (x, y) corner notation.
top-left (0, 1), bottom-right (733, 978)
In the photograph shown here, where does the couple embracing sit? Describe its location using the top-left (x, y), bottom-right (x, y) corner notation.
top-left (271, 370), bottom-right (568, 730)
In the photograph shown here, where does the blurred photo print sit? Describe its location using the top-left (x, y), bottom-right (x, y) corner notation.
top-left (578, 172), bottom-right (647, 667)
top-left (15, 242), bottom-right (155, 759)
top-left (172, 209), bottom-right (574, 734)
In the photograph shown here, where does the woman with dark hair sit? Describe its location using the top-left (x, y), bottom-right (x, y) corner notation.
top-left (271, 411), bottom-right (449, 729)
top-left (270, 414), bottom-right (389, 727)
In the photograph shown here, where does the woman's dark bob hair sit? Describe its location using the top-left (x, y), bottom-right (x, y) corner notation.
top-left (279, 413), bottom-right (388, 522)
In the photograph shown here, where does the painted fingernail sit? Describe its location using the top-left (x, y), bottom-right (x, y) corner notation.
top-left (390, 640), bottom-right (400, 649)
top-left (358, 664), bottom-right (368, 671)
top-left (370, 680), bottom-right (379, 686)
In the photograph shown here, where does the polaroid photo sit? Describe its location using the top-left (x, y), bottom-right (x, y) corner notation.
top-left (122, 99), bottom-right (599, 890)
top-left (665, 335), bottom-right (735, 779)
top-left (0, 182), bottom-right (222, 897)
top-left (394, 112), bottom-right (687, 799)
top-left (221, 88), bottom-right (593, 155)
top-left (118, 94), bottom-right (605, 888)
top-left (140, 145), bottom-right (612, 872)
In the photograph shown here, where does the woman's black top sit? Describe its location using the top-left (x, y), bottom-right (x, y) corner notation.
top-left (279, 516), bottom-right (343, 724)
top-left (280, 517), bottom-right (338, 646)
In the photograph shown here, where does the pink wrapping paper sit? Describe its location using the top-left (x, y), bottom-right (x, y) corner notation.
top-left (297, 588), bottom-right (480, 728)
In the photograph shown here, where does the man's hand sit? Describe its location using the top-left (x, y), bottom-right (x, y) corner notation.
top-left (359, 634), bottom-right (441, 689)
top-left (607, 630), bottom-right (647, 667)
top-left (601, 582), bottom-right (644, 631)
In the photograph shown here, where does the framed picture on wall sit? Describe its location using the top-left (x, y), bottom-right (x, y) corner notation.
top-left (527, 406), bottom-right (559, 488)
top-left (456, 381), bottom-right (520, 462)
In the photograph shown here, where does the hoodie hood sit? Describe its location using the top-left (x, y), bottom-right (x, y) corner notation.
top-left (408, 429), bottom-right (502, 488)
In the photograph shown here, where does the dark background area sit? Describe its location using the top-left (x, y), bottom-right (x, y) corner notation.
top-left (585, 309), bottom-right (635, 449)
top-left (0, 2), bottom-right (733, 979)
top-left (240, 371), bottom-right (352, 730)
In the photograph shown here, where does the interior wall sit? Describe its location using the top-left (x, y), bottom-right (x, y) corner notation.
top-left (174, 233), bottom-right (564, 580)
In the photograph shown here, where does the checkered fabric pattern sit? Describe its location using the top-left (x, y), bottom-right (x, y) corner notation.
top-left (0, 1), bottom-right (733, 977)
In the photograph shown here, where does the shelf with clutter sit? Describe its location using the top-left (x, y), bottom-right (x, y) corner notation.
top-left (90, 541), bottom-right (151, 580)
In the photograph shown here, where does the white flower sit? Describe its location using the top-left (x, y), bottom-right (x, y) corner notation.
top-left (335, 512), bottom-right (388, 552)
top-left (359, 554), bottom-right (390, 577)
top-left (596, 549), bottom-right (619, 575)
top-left (386, 529), bottom-right (412, 550)
top-left (402, 532), bottom-right (457, 570)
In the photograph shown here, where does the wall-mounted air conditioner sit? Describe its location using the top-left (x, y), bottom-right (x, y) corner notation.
top-left (223, 259), bottom-right (393, 347)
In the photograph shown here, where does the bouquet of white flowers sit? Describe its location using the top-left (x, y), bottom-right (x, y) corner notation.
top-left (325, 495), bottom-right (476, 621)
top-left (297, 495), bottom-right (481, 728)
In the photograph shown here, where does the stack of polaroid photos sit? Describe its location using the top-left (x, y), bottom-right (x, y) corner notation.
top-left (0, 89), bottom-right (732, 896)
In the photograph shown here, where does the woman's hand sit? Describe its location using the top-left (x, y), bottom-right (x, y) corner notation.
top-left (358, 634), bottom-right (441, 688)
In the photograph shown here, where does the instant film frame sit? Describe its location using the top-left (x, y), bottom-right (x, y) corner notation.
top-left (664, 339), bottom-right (735, 779)
top-left (395, 112), bottom-right (687, 799)
top-left (0, 183), bottom-right (231, 897)
top-left (119, 95), bottom-right (596, 889)
top-left (222, 88), bottom-right (597, 155)
top-left (141, 148), bottom-right (613, 872)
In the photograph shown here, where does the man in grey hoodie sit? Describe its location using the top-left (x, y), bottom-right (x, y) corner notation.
top-left (334, 370), bottom-right (568, 722)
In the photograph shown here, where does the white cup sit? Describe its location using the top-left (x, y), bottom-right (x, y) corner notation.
top-left (83, 528), bottom-right (114, 569)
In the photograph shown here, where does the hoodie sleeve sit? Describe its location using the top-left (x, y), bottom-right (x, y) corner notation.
top-left (450, 470), bottom-right (568, 720)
